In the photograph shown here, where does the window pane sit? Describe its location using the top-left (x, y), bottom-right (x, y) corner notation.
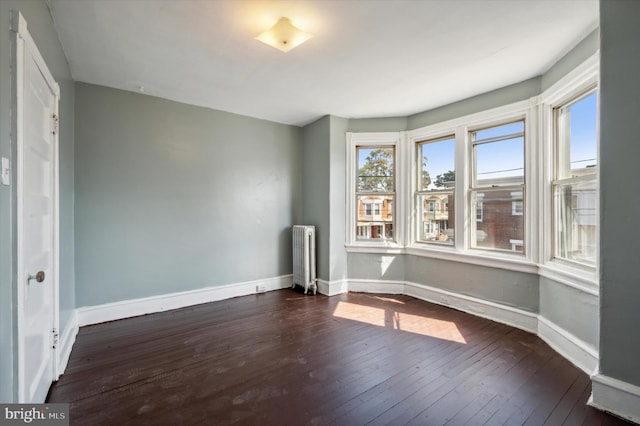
top-left (555, 181), bottom-right (596, 264)
top-left (418, 137), bottom-right (455, 191)
top-left (474, 121), bottom-right (524, 140)
top-left (558, 91), bottom-right (598, 178)
top-left (472, 120), bottom-right (525, 187)
top-left (471, 190), bottom-right (524, 253)
top-left (357, 195), bottom-right (394, 240)
top-left (417, 192), bottom-right (454, 244)
top-left (475, 136), bottom-right (524, 186)
top-left (357, 147), bottom-right (394, 192)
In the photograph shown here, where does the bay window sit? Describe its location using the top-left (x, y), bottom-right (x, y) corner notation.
top-left (345, 55), bottom-right (598, 284)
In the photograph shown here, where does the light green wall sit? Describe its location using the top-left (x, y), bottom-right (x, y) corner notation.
top-left (405, 256), bottom-right (539, 312)
top-left (347, 254), bottom-right (538, 311)
top-left (541, 29), bottom-right (599, 91)
top-left (347, 117), bottom-right (407, 133)
top-left (74, 83), bottom-right (301, 306)
top-left (407, 77), bottom-right (541, 130)
top-left (301, 115), bottom-right (349, 284)
top-left (0, 0), bottom-right (75, 402)
top-left (539, 278), bottom-right (599, 349)
top-left (348, 253), bottom-right (405, 282)
top-left (302, 116), bottom-right (331, 281)
top-left (329, 116), bottom-right (349, 282)
top-left (599, 0), bottom-right (640, 388)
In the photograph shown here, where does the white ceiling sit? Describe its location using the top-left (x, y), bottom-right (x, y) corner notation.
top-left (48, 0), bottom-right (598, 127)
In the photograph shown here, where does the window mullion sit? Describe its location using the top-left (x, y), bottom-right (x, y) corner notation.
top-left (455, 126), bottom-right (468, 252)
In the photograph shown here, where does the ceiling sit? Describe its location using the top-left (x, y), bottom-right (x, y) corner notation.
top-left (48, 0), bottom-right (598, 127)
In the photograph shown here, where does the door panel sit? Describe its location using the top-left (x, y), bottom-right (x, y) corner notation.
top-left (19, 40), bottom-right (57, 403)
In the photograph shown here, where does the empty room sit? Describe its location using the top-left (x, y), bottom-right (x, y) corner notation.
top-left (1, 0), bottom-right (639, 424)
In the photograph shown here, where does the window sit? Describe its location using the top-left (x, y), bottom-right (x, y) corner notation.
top-left (355, 145), bottom-right (395, 241)
top-left (416, 136), bottom-right (456, 244)
top-left (470, 121), bottom-right (525, 254)
top-left (511, 192), bottom-right (523, 216)
top-left (476, 197), bottom-right (484, 222)
top-left (553, 90), bottom-right (598, 265)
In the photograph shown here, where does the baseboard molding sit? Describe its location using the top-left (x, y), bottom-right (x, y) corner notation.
top-left (317, 279), bottom-right (348, 296)
top-left (348, 279), bottom-right (405, 294)
top-left (56, 310), bottom-right (78, 378)
top-left (77, 275), bottom-right (293, 327)
top-left (590, 374), bottom-right (640, 423)
top-left (404, 281), bottom-right (539, 334)
top-left (346, 279), bottom-right (538, 333)
top-left (537, 316), bottom-right (598, 375)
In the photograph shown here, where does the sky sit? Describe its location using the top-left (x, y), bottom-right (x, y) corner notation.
top-left (569, 91), bottom-right (598, 169)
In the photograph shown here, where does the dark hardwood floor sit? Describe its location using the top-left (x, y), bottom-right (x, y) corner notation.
top-left (48, 289), bottom-right (629, 425)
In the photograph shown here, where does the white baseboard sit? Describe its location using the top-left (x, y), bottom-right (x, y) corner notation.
top-left (590, 374), bottom-right (640, 423)
top-left (346, 279), bottom-right (537, 333)
top-left (537, 316), bottom-right (598, 375)
top-left (404, 281), bottom-right (539, 334)
top-left (317, 279), bottom-right (348, 296)
top-left (56, 310), bottom-right (78, 378)
top-left (77, 275), bottom-right (293, 327)
top-left (348, 279), bottom-right (405, 294)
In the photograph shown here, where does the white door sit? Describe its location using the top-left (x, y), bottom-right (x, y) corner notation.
top-left (15, 12), bottom-right (60, 403)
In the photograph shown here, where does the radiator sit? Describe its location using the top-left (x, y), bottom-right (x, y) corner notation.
top-left (292, 225), bottom-right (317, 295)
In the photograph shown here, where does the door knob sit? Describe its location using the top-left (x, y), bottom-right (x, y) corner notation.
top-left (28, 271), bottom-right (45, 283)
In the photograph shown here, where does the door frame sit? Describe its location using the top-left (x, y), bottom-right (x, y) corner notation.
top-left (12, 11), bottom-right (61, 403)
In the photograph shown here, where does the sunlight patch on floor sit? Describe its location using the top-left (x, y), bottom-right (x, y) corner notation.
top-left (332, 301), bottom-right (466, 344)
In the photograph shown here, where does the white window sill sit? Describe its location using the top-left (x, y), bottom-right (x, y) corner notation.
top-left (345, 243), bottom-right (405, 255)
top-left (538, 262), bottom-right (598, 295)
top-left (346, 243), bottom-right (538, 274)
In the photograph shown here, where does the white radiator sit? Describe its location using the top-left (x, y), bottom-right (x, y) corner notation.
top-left (292, 225), bottom-right (317, 295)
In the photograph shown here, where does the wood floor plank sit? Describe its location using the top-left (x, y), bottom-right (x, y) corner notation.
top-left (47, 290), bottom-right (629, 425)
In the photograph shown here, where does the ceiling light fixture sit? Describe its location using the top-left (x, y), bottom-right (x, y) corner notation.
top-left (255, 17), bottom-right (312, 52)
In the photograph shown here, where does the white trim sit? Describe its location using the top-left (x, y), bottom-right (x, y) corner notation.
top-left (404, 281), bottom-right (538, 333)
top-left (540, 53), bottom-right (600, 286)
top-left (348, 279), bottom-right (406, 294)
top-left (77, 275), bottom-right (293, 327)
top-left (407, 99), bottom-right (534, 141)
top-left (537, 315), bottom-right (598, 375)
top-left (317, 279), bottom-right (348, 296)
top-left (541, 53), bottom-right (599, 105)
top-left (405, 99), bottom-right (537, 263)
top-left (346, 279), bottom-right (538, 333)
top-left (346, 131), bottom-right (403, 248)
top-left (590, 374), bottom-right (640, 424)
top-left (56, 311), bottom-right (78, 378)
top-left (538, 263), bottom-right (598, 295)
top-left (345, 244), bottom-right (405, 255)
top-left (13, 11), bottom-right (61, 403)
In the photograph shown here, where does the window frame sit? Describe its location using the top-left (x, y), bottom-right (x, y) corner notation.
top-left (346, 132), bottom-right (404, 250)
top-left (552, 88), bottom-right (598, 267)
top-left (405, 100), bottom-right (537, 272)
top-left (469, 119), bottom-right (527, 255)
top-left (539, 53), bottom-right (599, 290)
top-left (414, 134), bottom-right (457, 246)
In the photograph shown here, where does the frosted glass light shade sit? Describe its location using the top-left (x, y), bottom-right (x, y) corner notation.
top-left (256, 17), bottom-right (312, 52)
